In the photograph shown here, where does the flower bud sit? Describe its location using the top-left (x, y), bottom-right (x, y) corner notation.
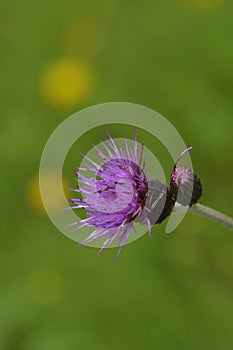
top-left (169, 148), bottom-right (203, 206)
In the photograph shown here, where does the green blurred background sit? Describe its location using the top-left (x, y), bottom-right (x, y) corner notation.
top-left (1, 0), bottom-right (233, 349)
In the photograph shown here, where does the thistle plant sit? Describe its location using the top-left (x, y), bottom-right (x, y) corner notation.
top-left (68, 132), bottom-right (233, 258)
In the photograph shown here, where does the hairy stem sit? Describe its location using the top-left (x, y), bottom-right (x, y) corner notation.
top-left (173, 203), bottom-right (233, 231)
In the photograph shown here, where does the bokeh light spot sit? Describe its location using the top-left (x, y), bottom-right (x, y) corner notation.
top-left (27, 268), bottom-right (63, 305)
top-left (186, 0), bottom-right (225, 10)
top-left (27, 172), bottom-right (68, 214)
top-left (39, 58), bottom-right (95, 109)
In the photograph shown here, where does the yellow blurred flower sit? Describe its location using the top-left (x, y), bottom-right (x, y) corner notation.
top-left (40, 57), bottom-right (95, 109)
top-left (27, 172), bottom-right (68, 214)
top-left (187, 0), bottom-right (224, 10)
top-left (27, 268), bottom-right (63, 305)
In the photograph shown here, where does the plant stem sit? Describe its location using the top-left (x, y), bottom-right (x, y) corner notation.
top-left (173, 203), bottom-right (233, 231)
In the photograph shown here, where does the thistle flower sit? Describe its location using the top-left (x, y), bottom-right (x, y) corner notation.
top-left (67, 134), bottom-right (233, 259)
top-left (68, 132), bottom-right (152, 258)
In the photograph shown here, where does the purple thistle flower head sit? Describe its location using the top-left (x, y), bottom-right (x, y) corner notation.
top-left (68, 131), bottom-right (152, 258)
top-left (170, 147), bottom-right (203, 206)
